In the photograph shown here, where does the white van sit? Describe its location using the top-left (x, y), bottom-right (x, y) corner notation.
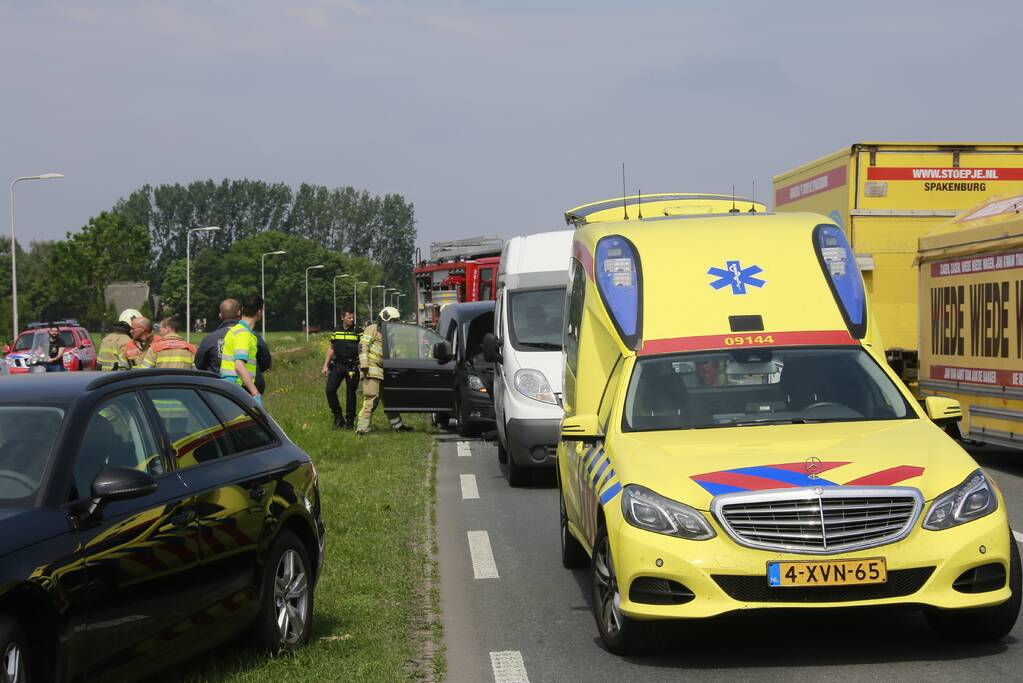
top-left (484, 229), bottom-right (573, 486)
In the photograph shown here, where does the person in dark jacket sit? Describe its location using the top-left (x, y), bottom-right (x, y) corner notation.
top-left (322, 309), bottom-right (361, 429)
top-left (194, 298), bottom-right (272, 393)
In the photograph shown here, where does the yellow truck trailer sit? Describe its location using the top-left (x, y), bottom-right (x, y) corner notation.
top-left (919, 194), bottom-right (1023, 448)
top-left (774, 143), bottom-right (1023, 383)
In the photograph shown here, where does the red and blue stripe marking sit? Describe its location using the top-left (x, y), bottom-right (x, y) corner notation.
top-left (691, 462), bottom-right (924, 496)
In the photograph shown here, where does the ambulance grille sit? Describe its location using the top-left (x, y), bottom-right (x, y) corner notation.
top-left (712, 487), bottom-right (923, 555)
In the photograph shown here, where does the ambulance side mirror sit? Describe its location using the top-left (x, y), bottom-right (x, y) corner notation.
top-left (561, 414), bottom-right (603, 444)
top-left (481, 333), bottom-right (502, 364)
top-left (924, 396), bottom-right (962, 426)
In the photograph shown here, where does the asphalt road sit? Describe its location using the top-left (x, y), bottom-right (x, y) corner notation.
top-left (436, 436), bottom-right (1023, 682)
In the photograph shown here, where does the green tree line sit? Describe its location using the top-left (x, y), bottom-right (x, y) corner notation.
top-left (1, 179), bottom-right (416, 340)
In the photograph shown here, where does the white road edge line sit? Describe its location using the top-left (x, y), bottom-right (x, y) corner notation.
top-left (457, 441), bottom-right (472, 457)
top-left (490, 650), bottom-right (529, 683)
top-left (460, 473), bottom-right (480, 500)
top-left (467, 530), bottom-right (499, 579)
top-left (1014, 530), bottom-right (1023, 544)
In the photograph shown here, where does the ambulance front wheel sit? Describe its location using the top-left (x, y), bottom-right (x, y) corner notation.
top-left (591, 525), bottom-right (650, 655)
top-left (926, 530), bottom-right (1021, 642)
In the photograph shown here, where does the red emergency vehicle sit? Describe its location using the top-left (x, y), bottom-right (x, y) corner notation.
top-left (414, 237), bottom-right (502, 327)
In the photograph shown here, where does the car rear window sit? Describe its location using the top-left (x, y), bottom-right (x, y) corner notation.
top-left (0, 406), bottom-right (64, 504)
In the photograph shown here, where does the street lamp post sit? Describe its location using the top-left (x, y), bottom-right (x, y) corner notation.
top-left (186, 226), bottom-right (220, 344)
top-left (395, 292), bottom-right (406, 313)
top-left (371, 284), bottom-right (387, 319)
top-left (305, 265), bottom-right (325, 341)
top-left (354, 281), bottom-right (368, 327)
top-left (9, 173), bottom-right (63, 336)
top-left (333, 274), bottom-right (351, 328)
top-left (260, 250), bottom-right (287, 337)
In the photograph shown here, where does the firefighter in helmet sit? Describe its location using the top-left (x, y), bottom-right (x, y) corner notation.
top-left (356, 306), bottom-right (412, 434)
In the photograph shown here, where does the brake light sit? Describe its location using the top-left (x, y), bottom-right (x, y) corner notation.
top-left (596, 235), bottom-right (643, 350)
top-left (813, 224), bottom-right (866, 338)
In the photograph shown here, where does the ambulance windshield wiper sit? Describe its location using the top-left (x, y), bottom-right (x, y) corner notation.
top-left (732, 418), bottom-right (820, 426)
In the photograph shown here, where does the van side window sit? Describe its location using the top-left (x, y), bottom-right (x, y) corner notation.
top-left (564, 258), bottom-right (586, 376)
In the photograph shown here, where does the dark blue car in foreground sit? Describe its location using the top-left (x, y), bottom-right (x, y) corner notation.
top-left (0, 370), bottom-right (324, 682)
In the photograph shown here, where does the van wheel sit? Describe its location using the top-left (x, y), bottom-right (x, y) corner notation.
top-left (926, 530), bottom-right (1021, 641)
top-left (457, 397), bottom-right (480, 438)
top-left (251, 531), bottom-right (314, 652)
top-left (0, 614), bottom-right (30, 683)
top-left (560, 489), bottom-right (589, 569)
top-left (591, 526), bottom-right (649, 655)
top-left (432, 413), bottom-right (451, 430)
top-left (506, 452), bottom-right (530, 487)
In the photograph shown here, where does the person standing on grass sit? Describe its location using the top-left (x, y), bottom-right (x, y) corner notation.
top-left (356, 306), bottom-right (412, 434)
top-left (323, 309), bottom-right (361, 430)
top-left (140, 317), bottom-right (196, 369)
top-left (220, 294), bottom-right (264, 406)
top-left (196, 297), bottom-right (273, 393)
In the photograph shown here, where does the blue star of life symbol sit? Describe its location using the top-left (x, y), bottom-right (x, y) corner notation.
top-left (707, 260), bottom-right (766, 295)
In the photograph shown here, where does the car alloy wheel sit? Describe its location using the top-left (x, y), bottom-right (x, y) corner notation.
top-left (592, 534), bottom-right (622, 638)
top-left (274, 549), bottom-right (310, 646)
top-left (3, 641), bottom-right (24, 683)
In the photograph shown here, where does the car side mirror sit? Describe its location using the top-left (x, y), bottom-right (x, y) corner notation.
top-left (86, 467), bottom-right (158, 518)
top-left (482, 333), bottom-right (502, 364)
top-left (561, 414), bottom-right (603, 444)
top-left (432, 341), bottom-right (453, 364)
top-left (924, 396), bottom-right (962, 426)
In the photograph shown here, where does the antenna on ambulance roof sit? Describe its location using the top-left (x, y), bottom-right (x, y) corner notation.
top-left (637, 189), bottom-right (643, 219)
top-left (748, 180), bottom-right (758, 213)
top-left (729, 185), bottom-right (740, 213)
top-left (621, 163), bottom-right (629, 220)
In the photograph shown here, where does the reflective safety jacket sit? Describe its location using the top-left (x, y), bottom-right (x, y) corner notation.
top-left (97, 331), bottom-right (132, 371)
top-left (330, 326), bottom-right (362, 367)
top-left (220, 320), bottom-right (258, 386)
top-left (141, 333), bottom-right (197, 369)
top-left (359, 323), bottom-right (385, 380)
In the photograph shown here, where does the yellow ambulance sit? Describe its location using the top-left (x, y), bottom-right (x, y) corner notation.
top-left (557, 206), bottom-right (1020, 654)
top-left (774, 143), bottom-right (1023, 386)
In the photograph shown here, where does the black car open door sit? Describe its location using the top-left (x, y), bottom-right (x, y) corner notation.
top-left (380, 322), bottom-right (457, 412)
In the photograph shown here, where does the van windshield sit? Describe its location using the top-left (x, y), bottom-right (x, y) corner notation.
top-left (622, 347), bottom-right (913, 432)
top-left (508, 287), bottom-right (565, 351)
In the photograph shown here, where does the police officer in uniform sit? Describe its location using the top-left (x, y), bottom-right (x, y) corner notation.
top-left (322, 309), bottom-right (361, 429)
top-left (356, 306), bottom-right (412, 434)
top-left (97, 309), bottom-right (142, 371)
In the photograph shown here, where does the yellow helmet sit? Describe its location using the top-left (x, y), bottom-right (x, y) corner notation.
top-left (118, 309), bottom-right (143, 325)
top-left (379, 306), bottom-right (400, 322)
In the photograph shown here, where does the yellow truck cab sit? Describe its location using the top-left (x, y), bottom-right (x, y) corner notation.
top-left (774, 143), bottom-right (1023, 385)
top-left (557, 207), bottom-right (1020, 655)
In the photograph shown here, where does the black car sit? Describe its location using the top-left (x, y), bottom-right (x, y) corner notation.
top-left (375, 304), bottom-right (495, 436)
top-left (0, 370), bottom-right (324, 682)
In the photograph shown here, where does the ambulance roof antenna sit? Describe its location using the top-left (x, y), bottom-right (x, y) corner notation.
top-left (621, 163), bottom-right (629, 220)
top-left (748, 180), bottom-right (758, 213)
top-left (637, 188), bottom-right (643, 219)
top-left (729, 185), bottom-right (740, 213)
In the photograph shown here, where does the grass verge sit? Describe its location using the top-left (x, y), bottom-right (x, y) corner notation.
top-left (154, 335), bottom-right (442, 682)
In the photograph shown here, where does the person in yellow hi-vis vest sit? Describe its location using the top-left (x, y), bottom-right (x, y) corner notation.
top-left (97, 309), bottom-right (142, 371)
top-left (220, 294), bottom-right (264, 407)
top-left (141, 317), bottom-right (196, 369)
top-left (356, 307), bottom-right (411, 434)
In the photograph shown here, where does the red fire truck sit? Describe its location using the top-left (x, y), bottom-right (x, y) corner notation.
top-left (414, 237), bottom-right (503, 327)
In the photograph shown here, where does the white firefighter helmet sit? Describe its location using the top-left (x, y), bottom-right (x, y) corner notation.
top-left (118, 309), bottom-right (143, 325)
top-left (379, 306), bottom-right (400, 322)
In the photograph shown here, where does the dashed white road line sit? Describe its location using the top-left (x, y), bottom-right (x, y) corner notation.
top-left (467, 530), bottom-right (499, 579)
top-left (457, 441), bottom-right (472, 457)
top-left (460, 473), bottom-right (480, 500)
top-left (1014, 530), bottom-right (1023, 544)
top-left (490, 650), bottom-right (529, 683)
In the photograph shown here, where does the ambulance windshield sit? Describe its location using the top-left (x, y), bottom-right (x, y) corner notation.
top-left (623, 347), bottom-right (913, 432)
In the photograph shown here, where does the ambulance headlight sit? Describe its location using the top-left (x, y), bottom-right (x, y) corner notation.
top-left (814, 224), bottom-right (866, 338)
top-left (622, 485), bottom-right (715, 540)
top-left (514, 369), bottom-right (557, 404)
top-left (596, 235), bottom-right (642, 350)
top-left (923, 469), bottom-right (998, 530)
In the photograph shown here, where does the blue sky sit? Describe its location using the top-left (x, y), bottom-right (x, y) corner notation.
top-left (2, 0), bottom-right (1022, 249)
